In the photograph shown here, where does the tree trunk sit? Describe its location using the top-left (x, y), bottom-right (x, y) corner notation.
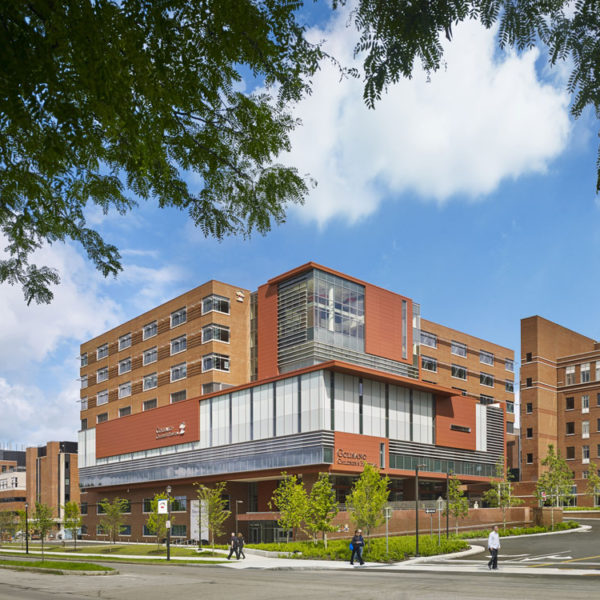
top-left (323, 531), bottom-right (328, 549)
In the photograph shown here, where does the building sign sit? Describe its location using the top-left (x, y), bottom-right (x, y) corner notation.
top-left (336, 449), bottom-right (368, 467)
top-left (155, 422), bottom-right (186, 440)
top-left (157, 499), bottom-right (168, 514)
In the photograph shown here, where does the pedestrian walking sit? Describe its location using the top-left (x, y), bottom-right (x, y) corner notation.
top-left (487, 525), bottom-right (501, 570)
top-left (349, 529), bottom-right (365, 565)
top-left (237, 532), bottom-right (246, 559)
top-left (227, 532), bottom-right (239, 560)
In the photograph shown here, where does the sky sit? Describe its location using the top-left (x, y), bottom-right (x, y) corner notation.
top-left (1, 4), bottom-right (599, 447)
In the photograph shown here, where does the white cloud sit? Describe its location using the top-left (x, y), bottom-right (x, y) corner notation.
top-left (283, 11), bottom-right (571, 225)
top-left (0, 377), bottom-right (80, 446)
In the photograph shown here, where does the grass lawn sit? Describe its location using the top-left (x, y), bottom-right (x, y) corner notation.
top-left (456, 520), bottom-right (580, 539)
top-left (0, 558), bottom-right (113, 572)
top-left (1, 543), bottom-right (207, 557)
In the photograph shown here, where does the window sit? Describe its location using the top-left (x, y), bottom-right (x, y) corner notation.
top-left (119, 406), bottom-right (131, 418)
top-left (566, 446), bottom-right (575, 460)
top-left (566, 422), bottom-right (575, 435)
top-left (581, 362), bottom-right (591, 383)
top-left (566, 397), bottom-right (575, 410)
top-left (526, 402), bottom-right (533, 414)
top-left (566, 366), bottom-right (575, 385)
top-left (526, 427), bottom-right (533, 438)
top-left (81, 418), bottom-right (88, 430)
top-left (171, 524), bottom-right (187, 537)
top-left (583, 470), bottom-right (589, 480)
top-left (582, 421), bottom-right (590, 439)
top-left (506, 401), bottom-right (514, 414)
top-left (97, 344), bottom-right (108, 360)
top-left (97, 390), bottom-right (108, 406)
top-left (171, 496), bottom-right (187, 511)
top-left (202, 353), bottom-right (230, 373)
top-left (505, 358), bottom-right (514, 372)
top-left (171, 390), bottom-right (187, 403)
top-left (119, 333), bottom-right (131, 351)
top-left (81, 397), bottom-right (88, 411)
top-left (96, 525), bottom-right (106, 535)
top-left (170, 362), bottom-right (187, 382)
top-left (143, 373), bottom-right (158, 391)
top-left (81, 375), bottom-right (88, 389)
top-left (507, 421), bottom-right (514, 434)
top-left (526, 352), bottom-right (532, 362)
top-left (202, 295), bottom-right (230, 315)
top-left (171, 334), bottom-right (187, 354)
top-left (143, 398), bottom-right (157, 411)
top-left (97, 412), bottom-right (108, 424)
top-left (583, 445), bottom-right (590, 463)
top-left (421, 355), bottom-right (437, 372)
top-left (526, 453), bottom-right (533, 464)
top-left (420, 331), bottom-right (437, 348)
top-left (451, 364), bottom-right (467, 380)
top-left (597, 444), bottom-right (600, 458)
top-left (597, 418), bottom-right (600, 432)
top-left (596, 361), bottom-right (600, 381)
top-left (480, 372), bottom-right (494, 387)
top-left (480, 395), bottom-right (494, 405)
top-left (170, 307), bottom-right (187, 327)
top-left (526, 377), bottom-right (532, 387)
top-left (143, 525), bottom-right (153, 536)
top-left (583, 395), bottom-right (590, 413)
top-left (480, 350), bottom-right (494, 366)
top-left (143, 321), bottom-right (158, 340)
top-left (80, 502), bottom-right (88, 515)
top-left (143, 498), bottom-right (153, 513)
top-left (120, 525), bottom-right (132, 536)
top-left (118, 381), bottom-right (131, 398)
top-left (202, 324), bottom-right (231, 344)
top-left (597, 393), bottom-right (600, 407)
top-left (451, 341), bottom-right (467, 357)
top-left (143, 346), bottom-right (157, 365)
top-left (505, 380), bottom-right (514, 393)
top-left (118, 357), bottom-right (131, 375)
top-left (80, 353), bottom-right (88, 367)
top-left (97, 367), bottom-right (108, 383)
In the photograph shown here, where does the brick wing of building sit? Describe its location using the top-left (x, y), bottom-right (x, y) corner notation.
top-left (78, 263), bottom-right (514, 543)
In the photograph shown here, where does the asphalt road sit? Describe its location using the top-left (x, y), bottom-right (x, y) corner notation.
top-left (435, 518), bottom-right (600, 570)
top-left (0, 520), bottom-right (599, 600)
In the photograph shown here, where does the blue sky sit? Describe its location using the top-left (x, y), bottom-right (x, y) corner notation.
top-left (1, 4), bottom-right (599, 447)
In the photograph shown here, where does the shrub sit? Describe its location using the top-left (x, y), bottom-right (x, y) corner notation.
top-left (457, 521), bottom-right (579, 539)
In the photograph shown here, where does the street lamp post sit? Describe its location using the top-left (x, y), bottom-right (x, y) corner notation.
top-left (235, 500), bottom-right (244, 535)
top-left (384, 506), bottom-right (392, 557)
top-left (166, 485), bottom-right (172, 561)
top-left (446, 471), bottom-right (450, 539)
top-left (24, 502), bottom-right (29, 555)
top-left (415, 464), bottom-right (426, 557)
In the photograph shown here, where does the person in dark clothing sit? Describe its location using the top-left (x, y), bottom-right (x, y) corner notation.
top-left (349, 529), bottom-right (365, 565)
top-left (237, 532), bottom-right (246, 559)
top-left (227, 532), bottom-right (239, 559)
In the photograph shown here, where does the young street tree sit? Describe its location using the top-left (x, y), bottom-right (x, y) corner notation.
top-left (6, 2), bottom-right (600, 306)
top-left (482, 457), bottom-right (523, 530)
top-left (98, 498), bottom-right (129, 544)
top-left (194, 482), bottom-right (231, 551)
top-left (62, 501), bottom-right (82, 550)
top-left (305, 473), bottom-right (339, 548)
top-left (0, 511), bottom-right (16, 541)
top-left (32, 502), bottom-right (54, 561)
top-left (535, 444), bottom-right (574, 530)
top-left (269, 473), bottom-right (308, 543)
top-left (585, 462), bottom-right (600, 508)
top-left (345, 462), bottom-right (389, 545)
top-left (446, 474), bottom-right (469, 535)
top-left (145, 493), bottom-right (170, 550)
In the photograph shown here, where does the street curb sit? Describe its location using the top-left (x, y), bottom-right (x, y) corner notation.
top-left (461, 524), bottom-right (591, 542)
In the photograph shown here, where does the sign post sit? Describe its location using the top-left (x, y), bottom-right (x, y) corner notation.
top-left (384, 506), bottom-right (392, 557)
top-left (425, 508), bottom-right (435, 537)
top-left (436, 496), bottom-right (443, 546)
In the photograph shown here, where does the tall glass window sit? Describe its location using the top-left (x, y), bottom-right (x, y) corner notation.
top-left (388, 384), bottom-right (410, 441)
top-left (362, 379), bottom-right (385, 437)
top-left (333, 374), bottom-right (360, 434)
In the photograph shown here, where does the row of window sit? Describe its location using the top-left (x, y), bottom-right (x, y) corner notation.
top-left (82, 326), bottom-right (231, 388)
top-left (88, 496), bottom-right (188, 514)
top-left (80, 295), bottom-right (231, 366)
top-left (565, 362), bottom-right (600, 385)
top-left (95, 524), bottom-right (188, 537)
top-left (81, 352), bottom-right (231, 395)
top-left (0, 477), bottom-right (20, 489)
top-left (420, 332), bottom-right (514, 371)
top-left (421, 356), bottom-right (513, 391)
top-left (565, 394), bottom-right (596, 413)
top-left (565, 419), bottom-right (600, 437)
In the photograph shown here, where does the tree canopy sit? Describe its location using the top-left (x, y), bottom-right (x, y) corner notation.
top-left (3, 1), bottom-right (600, 303)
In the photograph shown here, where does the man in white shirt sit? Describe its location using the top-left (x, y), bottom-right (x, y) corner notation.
top-left (487, 525), bottom-right (501, 570)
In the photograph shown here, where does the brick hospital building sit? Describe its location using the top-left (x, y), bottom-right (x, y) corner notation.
top-left (77, 263), bottom-right (515, 542)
